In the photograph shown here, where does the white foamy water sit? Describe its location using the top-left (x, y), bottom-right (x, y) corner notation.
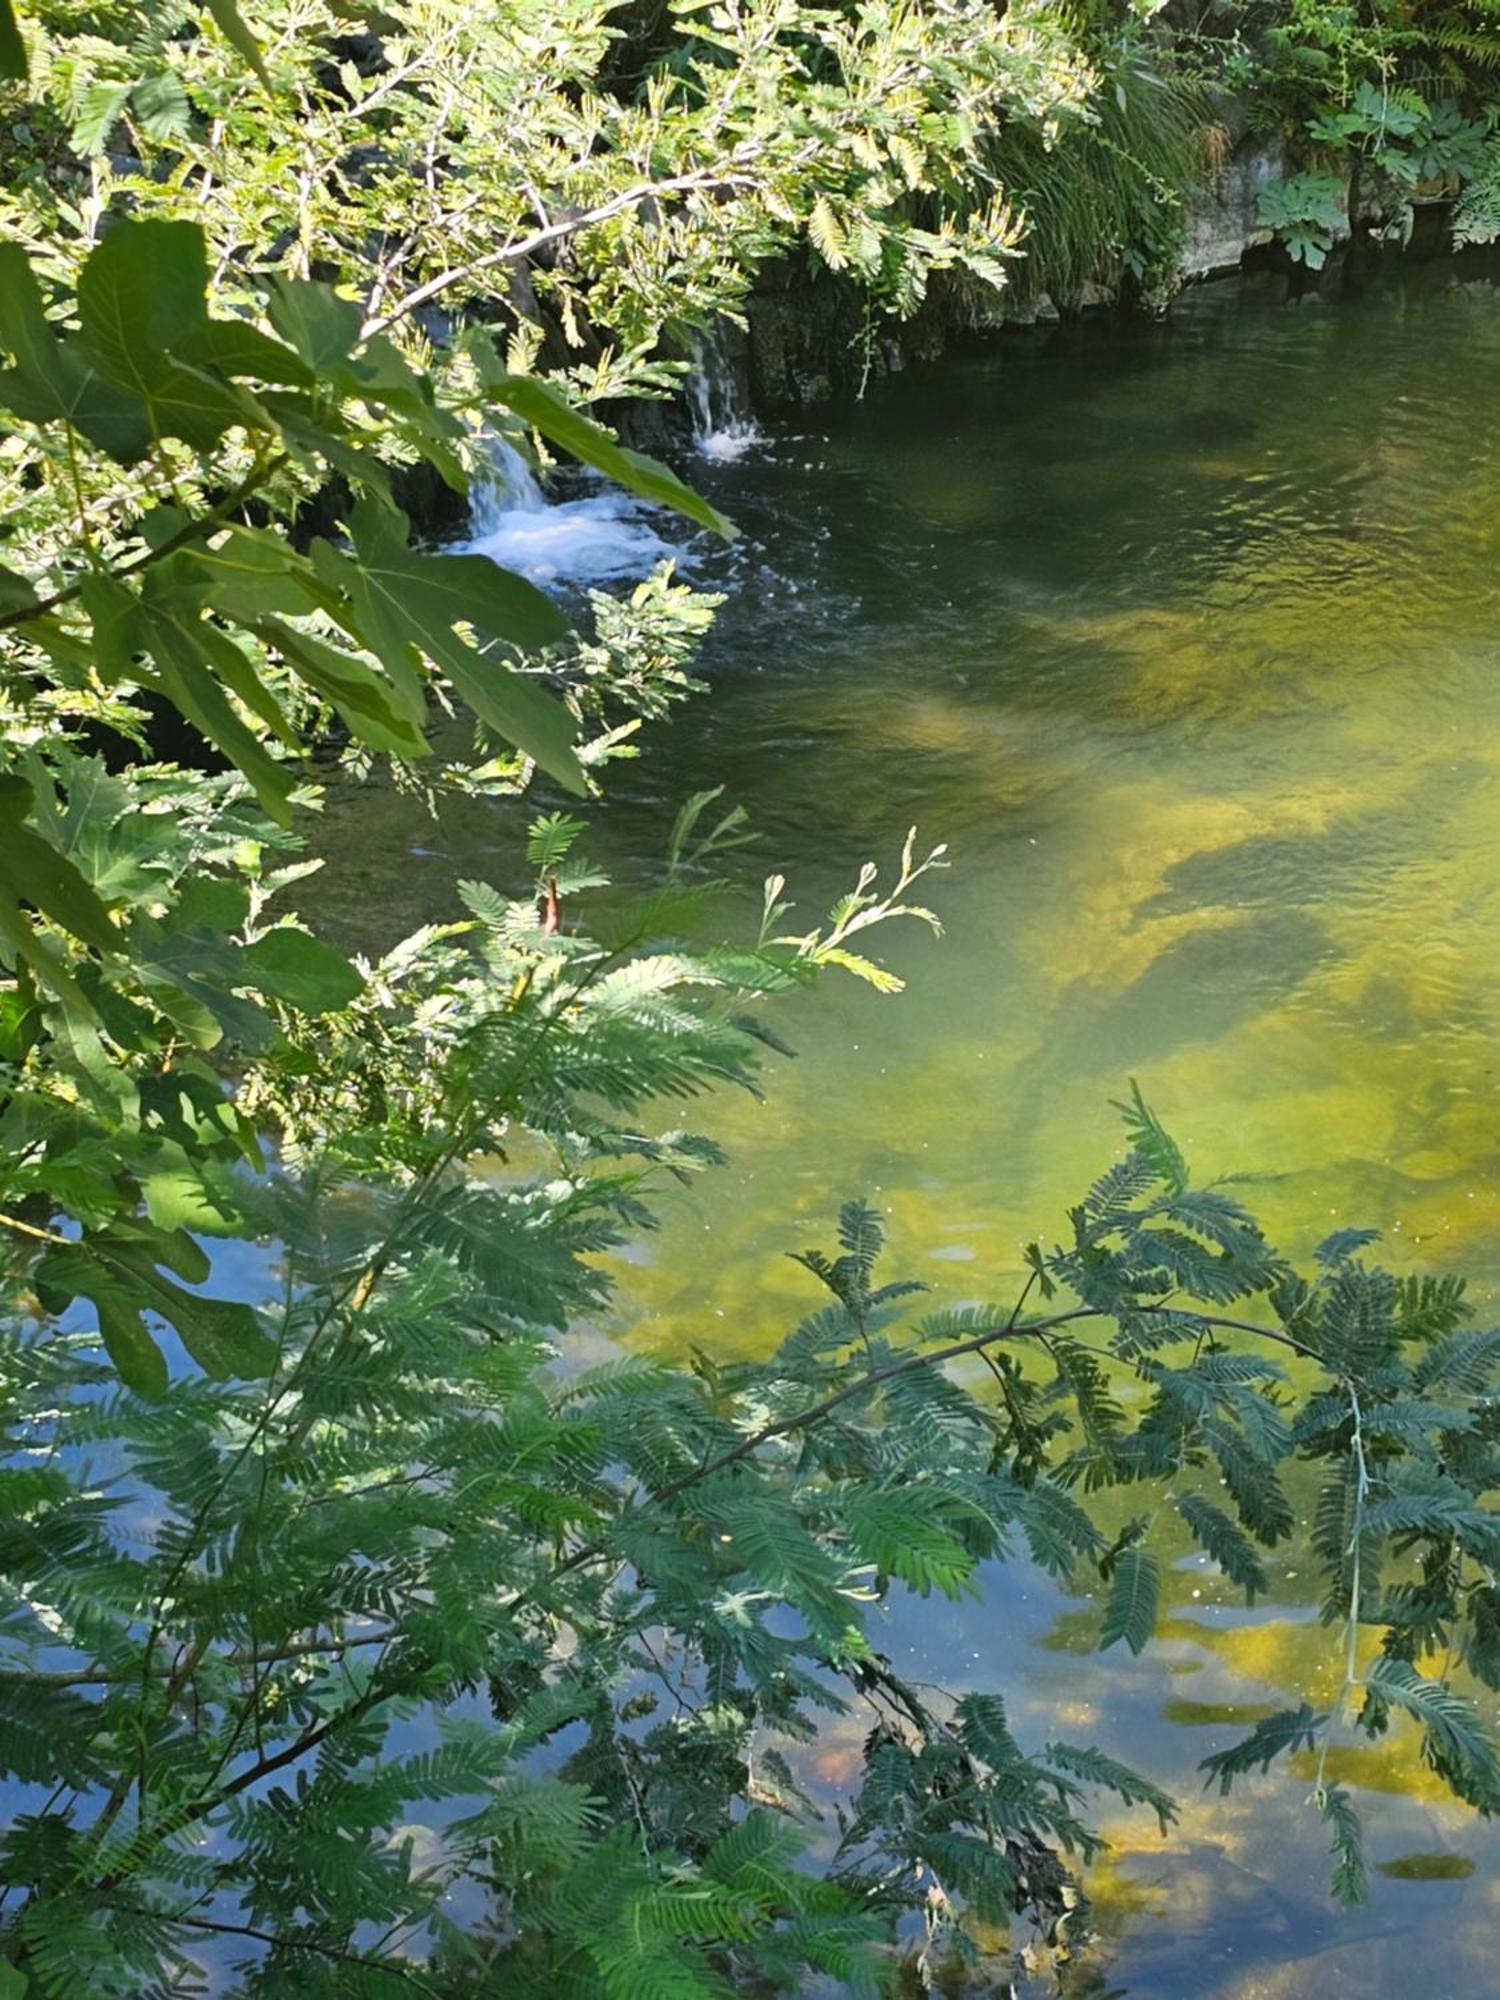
top-left (467, 437), bottom-right (675, 586)
top-left (686, 331), bottom-right (762, 463)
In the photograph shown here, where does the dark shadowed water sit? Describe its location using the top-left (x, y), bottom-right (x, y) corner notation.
top-left (313, 254), bottom-right (1500, 1994)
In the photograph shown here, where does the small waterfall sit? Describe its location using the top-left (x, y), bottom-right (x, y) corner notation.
top-left (470, 434), bottom-right (547, 531)
top-left (466, 428), bottom-right (675, 587)
top-left (686, 329), bottom-right (761, 463)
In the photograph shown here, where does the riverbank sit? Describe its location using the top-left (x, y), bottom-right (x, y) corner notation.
top-left (707, 142), bottom-right (1465, 415)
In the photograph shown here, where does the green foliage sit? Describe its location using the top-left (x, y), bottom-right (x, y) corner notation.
top-left (1098, 1544), bottom-right (1159, 1654)
top-left (1219, 0), bottom-right (1500, 255)
top-left (1309, 84), bottom-right (1493, 188)
top-left (1321, 1785), bottom-right (1367, 1907)
top-left (1200, 1706), bottom-right (1325, 1792)
top-left (1257, 170), bottom-right (1349, 266)
top-left (6, 1018), bottom-right (1500, 1994)
top-left (0, 0), bottom-right (1097, 419)
top-left (1453, 132), bottom-right (1500, 238)
top-left (4, 3), bottom-right (1500, 1996)
top-left (979, 28), bottom-right (1208, 312)
top-left (0, 210), bottom-right (760, 813)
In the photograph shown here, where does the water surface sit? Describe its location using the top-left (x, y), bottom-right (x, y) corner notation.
top-left (315, 255), bottom-right (1500, 1994)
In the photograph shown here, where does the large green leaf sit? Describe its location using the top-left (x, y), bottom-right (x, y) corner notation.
top-left (311, 502), bottom-right (585, 793)
top-left (0, 776), bottom-right (119, 952)
top-left (202, 0), bottom-right (269, 83)
top-left (175, 316), bottom-right (313, 387)
top-left (175, 874), bottom-right (252, 934)
top-left (140, 1159), bottom-right (244, 1236)
top-left (259, 395), bottom-right (389, 498)
top-left (77, 219), bottom-right (210, 363)
top-left (0, 0), bottom-right (25, 80)
top-left (339, 331), bottom-right (449, 415)
top-left (130, 918), bottom-right (277, 1052)
top-left (187, 527), bottom-right (321, 618)
top-left (0, 244), bottom-right (66, 392)
top-left (268, 277), bottom-right (363, 372)
top-left (239, 927), bottom-right (364, 1013)
top-left (95, 1297), bottom-right (171, 1398)
top-left (0, 243), bottom-right (152, 463)
top-left (55, 754), bottom-right (181, 901)
top-left (76, 221), bottom-right (256, 448)
top-left (0, 903), bottom-right (86, 1014)
top-left (79, 573), bottom-right (146, 680)
top-left (0, 560), bottom-right (37, 614)
top-left (192, 616), bottom-right (299, 747)
top-left (35, 1237), bottom-right (277, 1381)
top-left (56, 1010), bottom-right (139, 1122)
top-left (253, 615), bottom-right (430, 758)
top-left (327, 333), bottom-right (465, 486)
top-left (0, 982), bottom-right (41, 1065)
top-left (152, 1280), bottom-right (274, 1379)
top-left (139, 589), bottom-right (296, 824)
top-left (493, 375), bottom-right (736, 540)
top-left (350, 497), bottom-right (565, 651)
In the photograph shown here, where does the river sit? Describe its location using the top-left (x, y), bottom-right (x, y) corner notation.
top-left (312, 251), bottom-right (1500, 1995)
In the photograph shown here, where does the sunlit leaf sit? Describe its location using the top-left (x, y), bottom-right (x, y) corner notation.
top-left (493, 376), bottom-right (736, 540)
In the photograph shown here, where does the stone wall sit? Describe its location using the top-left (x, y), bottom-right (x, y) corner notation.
top-left (1181, 134), bottom-right (1294, 278)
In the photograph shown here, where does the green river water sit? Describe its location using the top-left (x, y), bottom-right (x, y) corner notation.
top-left (315, 254), bottom-right (1500, 1995)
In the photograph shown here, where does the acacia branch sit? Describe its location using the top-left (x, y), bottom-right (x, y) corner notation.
top-left (362, 158), bottom-right (766, 337)
top-left (1313, 1382), bottom-right (1370, 1800)
top-left (519, 1300), bottom-right (1323, 1614)
top-left (644, 1302), bottom-right (1320, 1506)
top-left (97, 1675), bottom-right (388, 1891)
top-left (103, 1902), bottom-right (444, 1995)
top-left (0, 1630), bottom-right (393, 1687)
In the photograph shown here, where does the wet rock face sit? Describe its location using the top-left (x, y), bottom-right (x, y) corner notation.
top-left (1180, 134), bottom-right (1294, 279)
top-left (744, 263), bottom-right (858, 407)
top-left (744, 261), bottom-right (950, 409)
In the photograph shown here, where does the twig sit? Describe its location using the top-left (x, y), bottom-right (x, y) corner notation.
top-left (1313, 1383), bottom-right (1370, 1802)
top-left (518, 1301), bottom-right (1324, 1611)
top-left (102, 1901), bottom-right (445, 1995)
top-left (0, 450), bottom-right (284, 635)
top-left (0, 1630), bottom-right (394, 1687)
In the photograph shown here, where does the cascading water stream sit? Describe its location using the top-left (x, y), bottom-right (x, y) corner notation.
top-left (470, 434), bottom-right (548, 524)
top-left (685, 329), bottom-right (762, 462)
top-left (466, 432), bottom-right (675, 586)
